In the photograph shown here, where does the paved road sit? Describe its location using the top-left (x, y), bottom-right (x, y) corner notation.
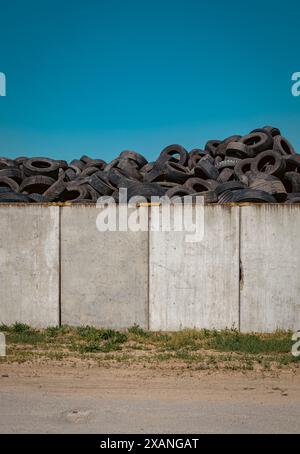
top-left (0, 365), bottom-right (299, 434)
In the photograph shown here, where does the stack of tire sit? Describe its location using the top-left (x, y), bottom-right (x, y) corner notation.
top-left (0, 125), bottom-right (300, 204)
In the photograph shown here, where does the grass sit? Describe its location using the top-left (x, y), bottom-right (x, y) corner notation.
top-left (0, 323), bottom-right (299, 371)
top-left (209, 329), bottom-right (293, 354)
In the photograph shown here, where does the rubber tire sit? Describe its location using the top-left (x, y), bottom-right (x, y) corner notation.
top-left (163, 161), bottom-right (191, 184)
top-left (251, 150), bottom-right (286, 178)
top-left (0, 168), bottom-right (22, 183)
top-left (0, 177), bottom-right (20, 192)
top-left (184, 177), bottom-right (218, 192)
top-left (239, 132), bottom-right (273, 155)
top-left (193, 159), bottom-right (219, 180)
top-left (225, 142), bottom-right (253, 159)
top-left (215, 181), bottom-right (247, 196)
top-left (20, 176), bottom-right (55, 195)
top-left (273, 135), bottom-right (296, 156)
top-left (232, 189), bottom-right (276, 203)
top-left (157, 144), bottom-right (189, 166)
top-left (119, 150), bottom-right (148, 168)
top-left (23, 158), bottom-right (60, 179)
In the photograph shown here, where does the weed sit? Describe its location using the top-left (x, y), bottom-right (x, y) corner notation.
top-left (210, 329), bottom-right (293, 354)
top-left (12, 322), bottom-right (31, 333)
top-left (76, 326), bottom-right (127, 344)
top-left (128, 324), bottom-right (149, 338)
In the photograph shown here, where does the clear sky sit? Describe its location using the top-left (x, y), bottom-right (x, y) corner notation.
top-left (0, 0), bottom-right (299, 162)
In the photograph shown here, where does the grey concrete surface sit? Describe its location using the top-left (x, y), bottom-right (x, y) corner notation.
top-left (240, 205), bottom-right (300, 332)
top-left (1, 204), bottom-right (300, 332)
top-left (149, 205), bottom-right (240, 331)
top-left (1, 388), bottom-right (299, 434)
top-left (0, 205), bottom-right (59, 327)
top-left (61, 205), bottom-right (149, 329)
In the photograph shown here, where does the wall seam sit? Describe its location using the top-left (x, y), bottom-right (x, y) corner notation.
top-left (147, 207), bottom-right (150, 331)
top-left (238, 206), bottom-right (241, 332)
top-left (58, 206), bottom-right (62, 327)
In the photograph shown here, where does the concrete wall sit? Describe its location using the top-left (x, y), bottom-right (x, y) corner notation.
top-left (240, 205), bottom-right (300, 332)
top-left (61, 205), bottom-right (149, 329)
top-left (149, 205), bottom-right (240, 330)
top-left (0, 205), bottom-right (59, 327)
top-left (0, 204), bottom-right (299, 332)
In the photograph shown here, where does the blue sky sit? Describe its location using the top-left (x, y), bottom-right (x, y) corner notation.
top-left (0, 0), bottom-right (299, 162)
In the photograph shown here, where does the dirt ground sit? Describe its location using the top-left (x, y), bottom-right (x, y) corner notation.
top-left (0, 360), bottom-right (299, 434)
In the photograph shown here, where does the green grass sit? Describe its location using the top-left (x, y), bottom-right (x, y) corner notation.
top-left (209, 329), bottom-right (293, 354)
top-left (0, 324), bottom-right (299, 370)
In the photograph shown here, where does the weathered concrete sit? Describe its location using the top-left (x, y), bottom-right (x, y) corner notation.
top-left (149, 205), bottom-right (240, 331)
top-left (61, 205), bottom-right (149, 329)
top-left (240, 205), bottom-right (300, 333)
top-left (0, 205), bottom-right (59, 327)
top-left (1, 204), bottom-right (300, 332)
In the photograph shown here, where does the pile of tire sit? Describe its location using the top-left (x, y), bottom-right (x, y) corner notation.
top-left (1, 125), bottom-right (300, 204)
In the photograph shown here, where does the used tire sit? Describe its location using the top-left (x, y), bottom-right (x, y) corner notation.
top-left (225, 142), bottom-right (253, 159)
top-left (215, 181), bottom-right (246, 196)
top-left (205, 140), bottom-right (221, 157)
top-left (218, 190), bottom-right (234, 204)
top-left (119, 150), bottom-right (148, 168)
top-left (23, 158), bottom-right (60, 179)
top-left (43, 178), bottom-right (66, 201)
top-left (234, 158), bottom-right (254, 182)
top-left (248, 174), bottom-right (287, 202)
top-left (158, 144), bottom-right (189, 166)
top-left (127, 182), bottom-right (166, 201)
top-left (239, 132), bottom-right (273, 155)
top-left (251, 150), bottom-right (286, 178)
top-left (165, 186), bottom-right (193, 199)
top-left (0, 177), bottom-right (19, 192)
top-left (89, 172), bottom-right (115, 195)
top-left (232, 189), bottom-right (276, 203)
top-left (217, 168), bottom-right (235, 183)
top-left (184, 177), bottom-right (218, 192)
top-left (194, 159), bottom-right (219, 180)
top-left (60, 183), bottom-right (89, 202)
top-left (216, 159), bottom-right (241, 170)
top-left (20, 176), bottom-right (55, 194)
top-left (283, 172), bottom-right (300, 193)
top-left (0, 168), bottom-right (22, 183)
top-left (273, 135), bottom-right (296, 156)
top-left (163, 161), bottom-right (191, 184)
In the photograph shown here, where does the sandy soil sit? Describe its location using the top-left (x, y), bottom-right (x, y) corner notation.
top-left (0, 361), bottom-right (299, 433)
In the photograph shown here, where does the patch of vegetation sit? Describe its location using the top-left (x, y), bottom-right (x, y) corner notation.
top-left (1, 324), bottom-right (298, 371)
top-left (209, 329), bottom-right (293, 354)
top-left (162, 330), bottom-right (199, 352)
top-left (128, 324), bottom-right (149, 338)
top-left (76, 326), bottom-right (127, 344)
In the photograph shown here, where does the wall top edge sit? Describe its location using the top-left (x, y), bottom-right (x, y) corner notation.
top-left (0, 202), bottom-right (299, 208)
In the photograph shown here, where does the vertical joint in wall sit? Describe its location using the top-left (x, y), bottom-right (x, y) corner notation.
top-left (147, 206), bottom-right (150, 330)
top-left (58, 206), bottom-right (62, 327)
top-left (238, 206), bottom-right (241, 332)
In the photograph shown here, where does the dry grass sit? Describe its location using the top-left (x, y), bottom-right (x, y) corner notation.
top-left (0, 323), bottom-right (299, 372)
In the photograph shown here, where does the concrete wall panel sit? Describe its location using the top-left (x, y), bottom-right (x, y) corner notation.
top-left (61, 205), bottom-right (149, 329)
top-left (0, 205), bottom-right (59, 327)
top-left (240, 205), bottom-right (300, 332)
top-left (149, 205), bottom-right (240, 331)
